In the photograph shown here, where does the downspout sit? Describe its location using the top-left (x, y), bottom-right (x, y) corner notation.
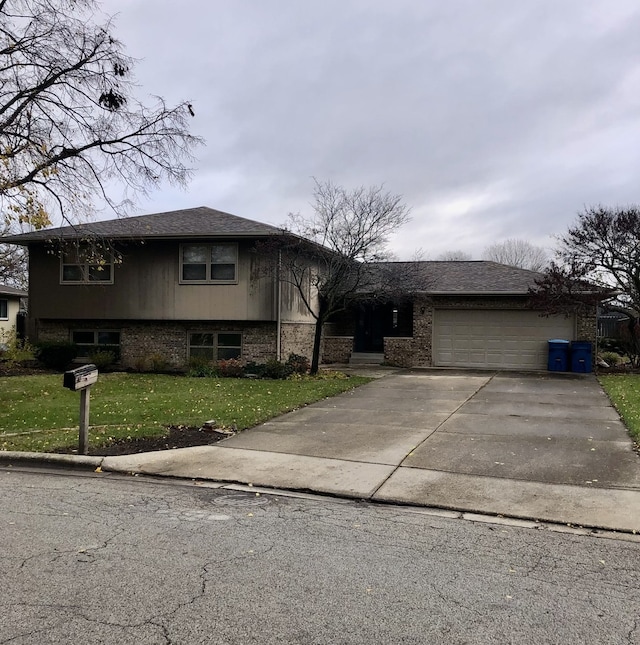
top-left (276, 249), bottom-right (282, 361)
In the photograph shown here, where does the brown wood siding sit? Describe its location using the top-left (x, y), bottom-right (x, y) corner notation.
top-left (28, 240), bottom-right (278, 321)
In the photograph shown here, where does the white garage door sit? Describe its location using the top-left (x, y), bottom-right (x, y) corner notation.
top-left (433, 309), bottom-right (576, 370)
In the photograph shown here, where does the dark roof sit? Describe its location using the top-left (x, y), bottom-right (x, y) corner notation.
top-left (380, 261), bottom-right (542, 295)
top-left (0, 206), bottom-right (285, 244)
top-left (0, 284), bottom-right (27, 297)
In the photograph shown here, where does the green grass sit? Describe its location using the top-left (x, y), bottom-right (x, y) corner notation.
top-left (599, 374), bottom-right (640, 443)
top-left (0, 372), bottom-right (371, 452)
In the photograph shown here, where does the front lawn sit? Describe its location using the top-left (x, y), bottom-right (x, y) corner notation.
top-left (599, 374), bottom-right (640, 443)
top-left (0, 372), bottom-right (371, 453)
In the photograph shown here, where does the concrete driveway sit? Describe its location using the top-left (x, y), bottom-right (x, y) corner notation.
top-left (103, 370), bottom-right (640, 532)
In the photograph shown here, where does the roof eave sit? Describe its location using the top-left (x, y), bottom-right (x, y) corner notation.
top-left (0, 289), bottom-right (28, 297)
top-left (420, 290), bottom-right (531, 296)
top-left (0, 230), bottom-right (287, 245)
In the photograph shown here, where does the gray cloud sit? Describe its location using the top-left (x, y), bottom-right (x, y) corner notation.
top-left (107, 0), bottom-right (640, 258)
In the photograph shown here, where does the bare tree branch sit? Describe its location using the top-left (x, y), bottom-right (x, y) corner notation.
top-left (0, 0), bottom-right (203, 229)
top-left (436, 250), bottom-right (472, 261)
top-left (528, 205), bottom-right (640, 365)
top-left (257, 179), bottom-right (411, 373)
top-left (482, 238), bottom-right (549, 272)
top-left (0, 223), bottom-right (28, 288)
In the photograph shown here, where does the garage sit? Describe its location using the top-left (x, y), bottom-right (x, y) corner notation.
top-left (433, 309), bottom-right (576, 370)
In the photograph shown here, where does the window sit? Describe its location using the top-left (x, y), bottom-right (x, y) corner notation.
top-left (181, 243), bottom-right (237, 283)
top-left (189, 332), bottom-right (242, 361)
top-left (71, 330), bottom-right (121, 359)
top-left (61, 249), bottom-right (113, 284)
top-left (0, 299), bottom-right (7, 320)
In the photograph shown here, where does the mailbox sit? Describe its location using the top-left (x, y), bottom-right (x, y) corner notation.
top-left (63, 364), bottom-right (99, 391)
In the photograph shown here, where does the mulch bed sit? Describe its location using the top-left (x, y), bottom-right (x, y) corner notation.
top-left (91, 426), bottom-right (229, 456)
top-left (55, 425), bottom-right (232, 457)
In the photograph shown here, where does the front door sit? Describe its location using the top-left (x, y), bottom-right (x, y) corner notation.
top-left (354, 303), bottom-right (387, 352)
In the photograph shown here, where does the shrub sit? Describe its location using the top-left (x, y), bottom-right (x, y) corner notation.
top-left (35, 341), bottom-right (78, 371)
top-left (0, 326), bottom-right (35, 365)
top-left (261, 359), bottom-right (293, 380)
top-left (285, 353), bottom-right (310, 375)
top-left (187, 357), bottom-right (218, 378)
top-left (133, 353), bottom-right (172, 373)
top-left (599, 351), bottom-right (621, 366)
top-left (88, 349), bottom-right (116, 371)
top-left (216, 358), bottom-right (244, 378)
top-left (148, 353), bottom-right (170, 372)
top-left (599, 337), bottom-right (626, 354)
top-left (243, 361), bottom-right (265, 378)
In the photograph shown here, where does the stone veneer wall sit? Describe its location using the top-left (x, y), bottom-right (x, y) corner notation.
top-left (279, 321), bottom-right (317, 361)
top-left (35, 319), bottom-right (277, 369)
top-left (322, 336), bottom-right (353, 363)
top-left (577, 306), bottom-right (597, 343)
top-left (383, 295), bottom-right (433, 367)
top-left (383, 337), bottom-right (414, 367)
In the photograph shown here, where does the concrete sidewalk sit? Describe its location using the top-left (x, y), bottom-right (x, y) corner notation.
top-left (93, 369), bottom-right (640, 533)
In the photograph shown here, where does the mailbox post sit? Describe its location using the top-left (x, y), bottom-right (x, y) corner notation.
top-left (63, 364), bottom-right (99, 455)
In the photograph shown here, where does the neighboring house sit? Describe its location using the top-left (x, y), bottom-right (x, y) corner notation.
top-left (1, 207), bottom-right (596, 371)
top-left (0, 284), bottom-right (28, 342)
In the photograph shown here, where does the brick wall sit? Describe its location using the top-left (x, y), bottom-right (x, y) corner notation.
top-left (383, 337), bottom-right (414, 367)
top-left (383, 295), bottom-right (433, 367)
top-left (322, 336), bottom-right (353, 363)
top-left (35, 319), bottom-right (277, 369)
top-left (280, 321), bottom-right (316, 361)
top-left (577, 306), bottom-right (597, 343)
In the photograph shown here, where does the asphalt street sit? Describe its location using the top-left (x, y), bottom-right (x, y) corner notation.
top-left (1, 468), bottom-right (639, 645)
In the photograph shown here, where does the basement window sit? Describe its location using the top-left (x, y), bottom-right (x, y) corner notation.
top-left (188, 332), bottom-right (242, 361)
top-left (71, 330), bottom-right (121, 359)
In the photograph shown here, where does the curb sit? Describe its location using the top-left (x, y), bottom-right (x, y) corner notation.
top-left (0, 451), bottom-right (103, 469)
top-left (2, 451), bottom-right (639, 537)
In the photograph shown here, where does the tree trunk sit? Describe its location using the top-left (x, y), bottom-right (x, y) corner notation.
top-left (310, 312), bottom-right (325, 375)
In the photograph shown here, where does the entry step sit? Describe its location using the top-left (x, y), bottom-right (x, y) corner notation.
top-left (349, 352), bottom-right (384, 365)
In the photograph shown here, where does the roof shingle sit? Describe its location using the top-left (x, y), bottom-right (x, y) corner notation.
top-left (0, 206), bottom-right (284, 244)
top-left (381, 260), bottom-right (542, 294)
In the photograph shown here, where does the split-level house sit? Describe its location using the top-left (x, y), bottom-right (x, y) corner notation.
top-left (2, 206), bottom-right (596, 370)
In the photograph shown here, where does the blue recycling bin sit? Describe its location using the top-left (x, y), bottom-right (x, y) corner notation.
top-left (548, 339), bottom-right (570, 371)
top-left (571, 341), bottom-right (592, 373)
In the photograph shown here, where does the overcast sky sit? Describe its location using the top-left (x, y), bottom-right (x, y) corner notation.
top-left (106, 0), bottom-right (640, 260)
